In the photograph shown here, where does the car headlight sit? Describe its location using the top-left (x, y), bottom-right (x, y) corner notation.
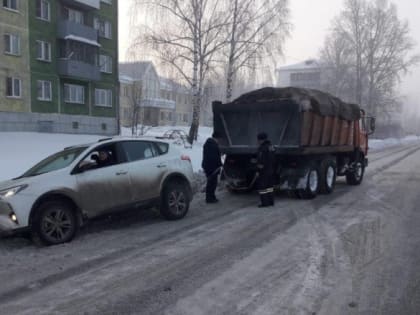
top-left (0, 185), bottom-right (28, 198)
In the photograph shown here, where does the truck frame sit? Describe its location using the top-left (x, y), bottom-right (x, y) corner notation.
top-left (213, 87), bottom-right (375, 199)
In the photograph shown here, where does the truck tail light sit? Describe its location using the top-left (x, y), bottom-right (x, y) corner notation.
top-left (181, 155), bottom-right (191, 162)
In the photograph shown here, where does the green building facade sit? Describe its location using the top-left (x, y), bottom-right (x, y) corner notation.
top-left (1, 0), bottom-right (119, 135)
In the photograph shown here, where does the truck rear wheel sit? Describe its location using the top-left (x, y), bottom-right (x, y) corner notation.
top-left (319, 158), bottom-right (337, 194)
top-left (299, 167), bottom-right (319, 199)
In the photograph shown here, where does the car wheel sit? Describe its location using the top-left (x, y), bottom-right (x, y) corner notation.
top-left (319, 158), bottom-right (337, 194)
top-left (298, 167), bottom-right (319, 199)
top-left (160, 181), bottom-right (190, 220)
top-left (32, 200), bottom-right (77, 245)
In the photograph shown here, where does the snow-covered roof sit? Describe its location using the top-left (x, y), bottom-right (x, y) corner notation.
top-left (119, 61), bottom-right (155, 80)
top-left (277, 59), bottom-right (321, 71)
top-left (64, 35), bottom-right (101, 47)
top-left (119, 75), bottom-right (134, 84)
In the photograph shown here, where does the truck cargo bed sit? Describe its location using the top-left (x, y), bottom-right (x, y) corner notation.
top-left (213, 87), bottom-right (362, 155)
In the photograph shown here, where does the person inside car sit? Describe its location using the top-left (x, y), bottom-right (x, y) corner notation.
top-left (96, 150), bottom-right (114, 167)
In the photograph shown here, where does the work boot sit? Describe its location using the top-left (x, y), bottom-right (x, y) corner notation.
top-left (258, 194), bottom-right (269, 208)
top-left (268, 193), bottom-right (274, 206)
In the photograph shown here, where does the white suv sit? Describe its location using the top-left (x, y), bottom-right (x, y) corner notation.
top-left (0, 138), bottom-right (194, 245)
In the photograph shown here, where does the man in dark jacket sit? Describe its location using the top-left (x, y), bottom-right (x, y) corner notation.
top-left (256, 132), bottom-right (275, 207)
top-left (202, 132), bottom-right (223, 203)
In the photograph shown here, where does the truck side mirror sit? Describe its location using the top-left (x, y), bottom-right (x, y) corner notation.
top-left (367, 117), bottom-right (375, 135)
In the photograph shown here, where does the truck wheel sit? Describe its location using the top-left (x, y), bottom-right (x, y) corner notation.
top-left (319, 159), bottom-right (337, 194)
top-left (299, 167), bottom-right (320, 199)
top-left (346, 161), bottom-right (364, 185)
top-left (32, 200), bottom-right (78, 246)
top-left (160, 180), bottom-right (190, 220)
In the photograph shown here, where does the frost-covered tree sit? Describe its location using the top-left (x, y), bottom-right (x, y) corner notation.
top-left (321, 0), bottom-right (419, 117)
top-left (223, 0), bottom-right (291, 102)
top-left (131, 0), bottom-right (230, 143)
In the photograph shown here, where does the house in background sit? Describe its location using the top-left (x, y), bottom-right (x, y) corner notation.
top-left (276, 59), bottom-right (324, 90)
top-left (119, 61), bottom-right (193, 128)
top-left (0, 0), bottom-right (119, 135)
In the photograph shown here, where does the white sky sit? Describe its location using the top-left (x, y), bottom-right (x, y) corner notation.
top-left (118, 0), bottom-right (420, 106)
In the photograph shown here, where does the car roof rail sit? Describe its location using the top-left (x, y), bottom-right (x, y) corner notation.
top-left (98, 137), bottom-right (113, 142)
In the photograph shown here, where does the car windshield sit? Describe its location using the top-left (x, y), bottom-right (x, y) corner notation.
top-left (20, 146), bottom-right (88, 178)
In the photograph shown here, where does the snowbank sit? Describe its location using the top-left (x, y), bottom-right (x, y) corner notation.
top-left (369, 135), bottom-right (420, 151)
top-left (0, 127), bottom-right (213, 182)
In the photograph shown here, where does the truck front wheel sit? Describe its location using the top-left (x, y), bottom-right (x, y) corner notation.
top-left (346, 161), bottom-right (364, 185)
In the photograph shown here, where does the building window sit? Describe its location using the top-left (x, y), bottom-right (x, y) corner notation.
top-left (95, 89), bottom-right (112, 107)
top-left (64, 84), bottom-right (84, 104)
top-left (59, 40), bottom-right (97, 65)
top-left (94, 18), bottom-right (112, 39)
top-left (183, 113), bottom-right (189, 122)
top-left (36, 0), bottom-right (50, 21)
top-left (99, 54), bottom-right (112, 73)
top-left (72, 121), bottom-right (79, 129)
top-left (4, 34), bottom-right (20, 55)
top-left (3, 0), bottom-right (17, 11)
top-left (36, 40), bottom-right (51, 61)
top-left (37, 80), bottom-right (52, 101)
top-left (63, 7), bottom-right (84, 24)
top-left (6, 77), bottom-right (21, 98)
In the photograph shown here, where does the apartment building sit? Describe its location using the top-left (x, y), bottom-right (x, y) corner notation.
top-left (0, 0), bottom-right (119, 135)
top-left (0, 0), bottom-right (31, 114)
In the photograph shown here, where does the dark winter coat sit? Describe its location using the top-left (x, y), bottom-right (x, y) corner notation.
top-left (202, 137), bottom-right (222, 177)
top-left (256, 140), bottom-right (275, 190)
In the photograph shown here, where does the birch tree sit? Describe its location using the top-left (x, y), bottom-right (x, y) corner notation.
top-left (321, 0), bottom-right (419, 116)
top-left (132, 0), bottom-right (229, 143)
top-left (223, 0), bottom-right (290, 102)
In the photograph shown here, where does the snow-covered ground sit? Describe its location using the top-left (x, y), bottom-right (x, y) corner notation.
top-left (0, 128), bottom-right (418, 182)
top-left (369, 135), bottom-right (420, 151)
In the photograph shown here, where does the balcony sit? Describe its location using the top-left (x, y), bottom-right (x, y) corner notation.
top-left (58, 59), bottom-right (101, 81)
top-left (60, 0), bottom-right (100, 10)
top-left (57, 20), bottom-right (98, 43)
top-left (141, 98), bottom-right (176, 110)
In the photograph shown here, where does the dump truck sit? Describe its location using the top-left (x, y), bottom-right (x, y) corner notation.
top-left (213, 87), bottom-right (375, 199)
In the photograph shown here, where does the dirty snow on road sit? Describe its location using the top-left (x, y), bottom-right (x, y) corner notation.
top-left (1, 132), bottom-right (420, 314)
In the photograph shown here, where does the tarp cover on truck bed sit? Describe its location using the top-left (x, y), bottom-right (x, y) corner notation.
top-left (230, 87), bottom-right (361, 121)
top-left (213, 87), bottom-right (362, 151)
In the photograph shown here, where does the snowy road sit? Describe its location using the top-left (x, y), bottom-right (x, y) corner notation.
top-left (1, 144), bottom-right (420, 315)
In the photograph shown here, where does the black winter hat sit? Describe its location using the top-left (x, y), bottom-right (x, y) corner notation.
top-left (257, 132), bottom-right (268, 140)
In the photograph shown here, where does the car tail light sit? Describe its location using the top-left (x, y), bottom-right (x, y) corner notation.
top-left (181, 155), bottom-right (191, 162)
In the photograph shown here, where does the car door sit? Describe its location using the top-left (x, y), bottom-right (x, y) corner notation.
top-left (74, 143), bottom-right (133, 217)
top-left (120, 141), bottom-right (168, 202)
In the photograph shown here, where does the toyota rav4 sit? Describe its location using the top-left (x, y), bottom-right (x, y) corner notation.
top-left (0, 137), bottom-right (194, 245)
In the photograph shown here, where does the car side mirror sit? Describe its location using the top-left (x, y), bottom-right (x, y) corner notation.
top-left (91, 153), bottom-right (99, 162)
